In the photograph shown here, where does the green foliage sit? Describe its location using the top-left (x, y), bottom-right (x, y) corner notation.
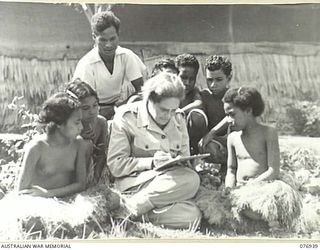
top-left (286, 101), bottom-right (320, 137)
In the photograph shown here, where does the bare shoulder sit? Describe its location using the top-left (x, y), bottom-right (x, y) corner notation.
top-left (260, 124), bottom-right (278, 138)
top-left (24, 134), bottom-right (47, 151)
top-left (97, 115), bottom-right (107, 125)
top-left (228, 131), bottom-right (241, 144)
top-left (96, 115), bottom-right (107, 130)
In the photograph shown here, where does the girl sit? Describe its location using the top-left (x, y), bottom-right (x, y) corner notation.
top-left (65, 79), bottom-right (108, 185)
top-left (18, 92), bottom-right (87, 197)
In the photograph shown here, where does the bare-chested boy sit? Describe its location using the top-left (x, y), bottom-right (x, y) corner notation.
top-left (223, 87), bottom-right (280, 187)
top-left (223, 87), bottom-right (301, 230)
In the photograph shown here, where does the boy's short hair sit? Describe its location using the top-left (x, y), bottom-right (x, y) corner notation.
top-left (142, 72), bottom-right (185, 103)
top-left (151, 58), bottom-right (178, 77)
top-left (205, 55), bottom-right (232, 78)
top-left (65, 78), bottom-right (99, 103)
top-left (175, 54), bottom-right (200, 74)
top-left (91, 11), bottom-right (121, 35)
top-left (223, 86), bottom-right (265, 117)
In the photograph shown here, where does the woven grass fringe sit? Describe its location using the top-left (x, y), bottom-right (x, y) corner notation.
top-left (231, 180), bottom-right (303, 230)
top-left (194, 186), bottom-right (233, 228)
top-left (0, 184), bottom-right (120, 240)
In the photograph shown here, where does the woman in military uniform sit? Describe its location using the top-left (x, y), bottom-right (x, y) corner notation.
top-left (107, 72), bottom-right (201, 229)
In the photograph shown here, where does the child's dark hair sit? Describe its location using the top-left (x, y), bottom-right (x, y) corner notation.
top-left (223, 86), bottom-right (265, 116)
top-left (91, 11), bottom-right (121, 35)
top-left (38, 92), bottom-right (80, 134)
top-left (205, 55), bottom-right (232, 78)
top-left (65, 78), bottom-right (99, 102)
top-left (175, 54), bottom-right (200, 74)
top-left (151, 58), bottom-right (178, 77)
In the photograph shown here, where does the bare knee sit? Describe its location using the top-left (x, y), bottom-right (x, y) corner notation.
top-left (188, 111), bottom-right (207, 129)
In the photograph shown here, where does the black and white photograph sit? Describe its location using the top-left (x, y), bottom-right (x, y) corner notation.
top-left (0, 1), bottom-right (319, 242)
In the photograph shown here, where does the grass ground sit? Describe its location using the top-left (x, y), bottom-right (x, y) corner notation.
top-left (0, 134), bottom-right (319, 240)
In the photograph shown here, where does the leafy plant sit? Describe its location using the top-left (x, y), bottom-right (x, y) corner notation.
top-left (286, 101), bottom-right (320, 137)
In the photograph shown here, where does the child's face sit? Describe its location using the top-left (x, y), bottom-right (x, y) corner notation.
top-left (178, 66), bottom-right (197, 94)
top-left (224, 102), bottom-right (249, 131)
top-left (206, 69), bottom-right (230, 96)
top-left (60, 109), bottom-right (83, 139)
top-left (80, 96), bottom-right (99, 125)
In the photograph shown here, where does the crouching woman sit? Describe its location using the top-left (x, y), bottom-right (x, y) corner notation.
top-left (107, 72), bottom-right (202, 229)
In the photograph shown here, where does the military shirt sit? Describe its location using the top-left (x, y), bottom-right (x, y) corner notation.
top-left (107, 100), bottom-right (190, 191)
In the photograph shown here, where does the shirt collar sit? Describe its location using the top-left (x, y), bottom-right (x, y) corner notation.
top-left (136, 100), bottom-right (181, 133)
top-left (89, 45), bottom-right (126, 64)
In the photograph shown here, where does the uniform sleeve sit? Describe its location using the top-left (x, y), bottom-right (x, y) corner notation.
top-left (177, 112), bottom-right (190, 157)
top-left (124, 51), bottom-right (146, 82)
top-left (107, 112), bottom-right (153, 178)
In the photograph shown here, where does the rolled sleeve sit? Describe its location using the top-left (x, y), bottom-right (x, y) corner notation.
top-left (125, 52), bottom-right (146, 82)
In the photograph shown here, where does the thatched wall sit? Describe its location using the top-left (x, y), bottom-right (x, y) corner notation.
top-left (1, 42), bottom-right (320, 130)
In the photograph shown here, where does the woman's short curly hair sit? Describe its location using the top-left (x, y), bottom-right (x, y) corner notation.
top-left (91, 11), bottom-right (121, 35)
top-left (222, 86), bottom-right (265, 117)
top-left (38, 92), bottom-right (80, 134)
top-left (142, 72), bottom-right (185, 103)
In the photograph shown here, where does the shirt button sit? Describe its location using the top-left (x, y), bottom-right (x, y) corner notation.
top-left (161, 135), bottom-right (166, 139)
top-left (145, 145), bottom-right (149, 149)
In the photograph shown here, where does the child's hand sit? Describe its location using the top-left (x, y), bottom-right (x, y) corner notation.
top-left (198, 133), bottom-right (213, 151)
top-left (19, 185), bottom-right (49, 198)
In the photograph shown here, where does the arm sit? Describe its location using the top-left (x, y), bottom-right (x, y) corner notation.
top-left (251, 127), bottom-right (280, 183)
top-left (18, 141), bottom-right (40, 191)
top-left (225, 133), bottom-right (237, 188)
top-left (107, 113), bottom-right (153, 178)
top-left (181, 90), bottom-right (203, 114)
top-left (19, 139), bottom-right (87, 198)
top-left (199, 116), bottom-right (229, 149)
top-left (131, 77), bottom-right (144, 93)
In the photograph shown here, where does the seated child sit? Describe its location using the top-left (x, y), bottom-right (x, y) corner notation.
top-left (223, 86), bottom-right (302, 230)
top-left (175, 53), bottom-right (205, 154)
top-left (18, 92), bottom-right (87, 198)
top-left (198, 55), bottom-right (233, 166)
top-left (127, 58), bottom-right (178, 104)
top-left (65, 79), bottom-right (108, 186)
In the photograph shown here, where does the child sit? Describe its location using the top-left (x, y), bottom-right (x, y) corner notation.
top-left (175, 54), bottom-right (206, 154)
top-left (198, 55), bottom-right (233, 163)
top-left (127, 58), bottom-right (178, 104)
top-left (65, 79), bottom-right (108, 186)
top-left (223, 87), bottom-right (301, 230)
top-left (18, 92), bottom-right (87, 198)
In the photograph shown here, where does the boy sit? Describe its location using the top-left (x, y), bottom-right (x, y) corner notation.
top-left (223, 87), bottom-right (301, 230)
top-left (198, 55), bottom-right (233, 177)
top-left (151, 58), bottom-right (178, 77)
top-left (175, 54), bottom-right (205, 154)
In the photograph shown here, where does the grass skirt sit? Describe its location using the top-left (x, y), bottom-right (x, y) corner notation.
top-left (231, 180), bottom-right (302, 229)
top-left (195, 180), bottom-right (303, 232)
top-left (0, 184), bottom-right (120, 240)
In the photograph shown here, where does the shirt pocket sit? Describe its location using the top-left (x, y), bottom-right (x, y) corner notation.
top-left (169, 135), bottom-right (184, 157)
top-left (132, 136), bottom-right (161, 157)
